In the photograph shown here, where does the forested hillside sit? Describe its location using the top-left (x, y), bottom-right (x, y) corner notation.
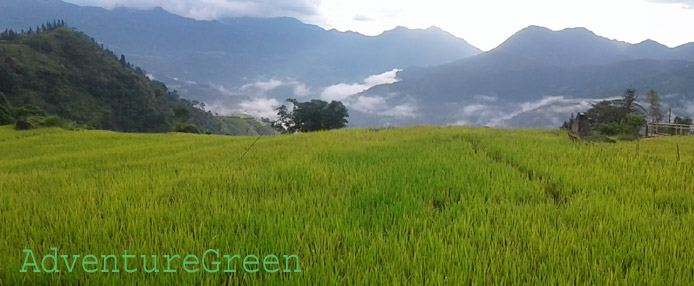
top-left (0, 24), bottom-right (274, 135)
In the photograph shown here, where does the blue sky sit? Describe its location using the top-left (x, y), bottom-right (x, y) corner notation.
top-left (64, 0), bottom-right (694, 51)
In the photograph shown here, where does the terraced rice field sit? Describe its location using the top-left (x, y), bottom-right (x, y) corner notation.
top-left (0, 126), bottom-right (693, 284)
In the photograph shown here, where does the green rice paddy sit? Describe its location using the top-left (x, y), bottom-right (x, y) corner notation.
top-left (0, 126), bottom-right (692, 285)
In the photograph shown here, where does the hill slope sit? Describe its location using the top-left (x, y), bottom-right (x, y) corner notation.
top-left (0, 26), bottom-right (274, 135)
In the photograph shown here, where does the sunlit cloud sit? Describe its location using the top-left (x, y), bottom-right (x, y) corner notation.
top-left (320, 68), bottom-right (401, 101)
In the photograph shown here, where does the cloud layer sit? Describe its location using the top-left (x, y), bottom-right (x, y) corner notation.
top-left (202, 69), bottom-right (412, 122)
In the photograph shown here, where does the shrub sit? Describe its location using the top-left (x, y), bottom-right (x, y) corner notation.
top-left (16, 115), bottom-right (84, 130)
top-left (14, 120), bottom-right (34, 130)
top-left (27, 115), bottom-right (63, 127)
top-left (174, 123), bottom-right (201, 134)
top-left (14, 105), bottom-right (46, 119)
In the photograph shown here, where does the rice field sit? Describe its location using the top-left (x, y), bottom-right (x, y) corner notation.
top-left (0, 125), bottom-right (693, 285)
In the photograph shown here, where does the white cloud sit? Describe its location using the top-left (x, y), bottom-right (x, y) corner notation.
top-left (206, 97), bottom-right (281, 119)
top-left (351, 96), bottom-right (387, 113)
top-left (321, 83), bottom-right (369, 101)
top-left (378, 104), bottom-right (418, 119)
top-left (238, 79), bottom-right (313, 98)
top-left (450, 102), bottom-right (508, 127)
top-left (320, 68), bottom-right (402, 101)
top-left (293, 83), bottom-right (311, 97)
top-left (364, 69), bottom-right (401, 86)
top-left (236, 98), bottom-right (282, 119)
top-left (462, 104), bottom-right (486, 115)
top-left (205, 101), bottom-right (235, 115)
top-left (241, 79), bottom-right (284, 93)
top-left (211, 84), bottom-right (236, 96)
top-left (448, 96), bottom-right (620, 128)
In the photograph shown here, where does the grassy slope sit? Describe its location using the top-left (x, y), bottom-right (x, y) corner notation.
top-left (0, 126), bottom-right (693, 284)
top-left (0, 28), bottom-right (274, 135)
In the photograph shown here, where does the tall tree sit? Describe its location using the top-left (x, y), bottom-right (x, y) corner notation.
top-left (645, 89), bottom-right (662, 124)
top-left (621, 88), bottom-right (637, 117)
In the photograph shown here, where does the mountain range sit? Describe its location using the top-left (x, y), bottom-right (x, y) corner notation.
top-left (1, 0), bottom-right (693, 128)
top-left (358, 26), bottom-right (694, 127)
top-left (0, 0), bottom-right (480, 86)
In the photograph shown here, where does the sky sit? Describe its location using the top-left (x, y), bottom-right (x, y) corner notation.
top-left (63, 0), bottom-right (694, 51)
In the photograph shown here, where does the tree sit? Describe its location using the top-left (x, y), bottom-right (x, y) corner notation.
top-left (13, 105), bottom-right (45, 120)
top-left (119, 54), bottom-right (127, 67)
top-left (620, 113), bottom-right (647, 136)
top-left (674, 116), bottom-right (693, 125)
top-left (621, 88), bottom-right (637, 117)
top-left (272, 98), bottom-right (348, 133)
top-left (584, 91), bottom-right (647, 139)
top-left (586, 101), bottom-right (622, 125)
top-left (272, 105), bottom-right (295, 133)
top-left (173, 106), bottom-right (190, 123)
top-left (645, 89), bottom-right (662, 124)
top-left (0, 92), bottom-right (15, 125)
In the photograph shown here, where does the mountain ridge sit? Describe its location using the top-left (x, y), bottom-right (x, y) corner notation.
top-left (0, 0), bottom-right (482, 87)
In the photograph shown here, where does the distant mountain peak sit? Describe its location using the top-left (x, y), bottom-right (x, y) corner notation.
top-left (636, 39), bottom-right (667, 47)
top-left (424, 26), bottom-right (446, 32)
top-left (560, 26), bottom-right (593, 33)
top-left (513, 25), bottom-right (596, 37)
top-left (521, 25), bottom-right (552, 32)
top-left (382, 25), bottom-right (455, 36)
top-left (490, 25), bottom-right (640, 66)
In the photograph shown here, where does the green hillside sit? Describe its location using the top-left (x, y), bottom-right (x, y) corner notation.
top-left (1, 126), bottom-right (693, 284)
top-left (0, 26), bottom-right (274, 135)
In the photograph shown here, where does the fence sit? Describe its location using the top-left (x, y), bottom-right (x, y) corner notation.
top-left (647, 123), bottom-right (694, 137)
